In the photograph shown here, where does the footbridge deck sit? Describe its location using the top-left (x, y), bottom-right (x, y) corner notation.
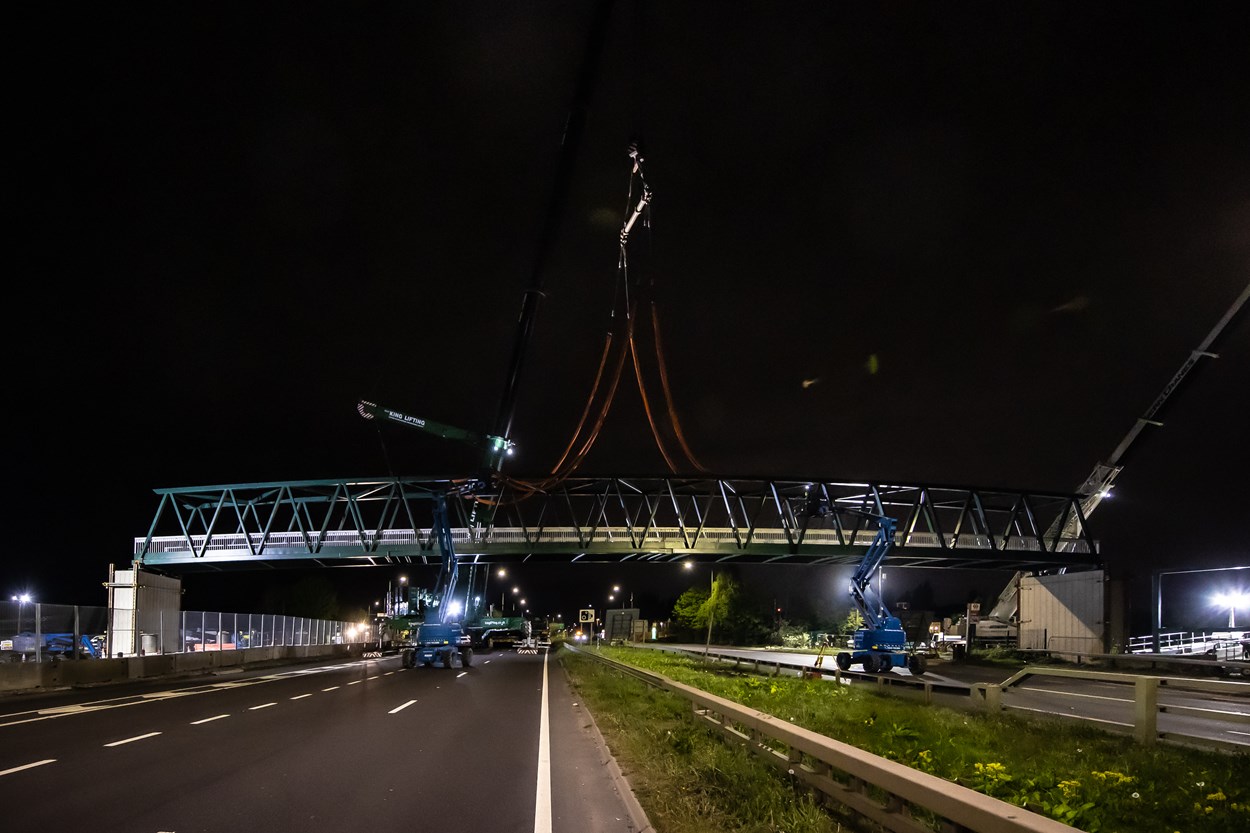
top-left (133, 476), bottom-right (1100, 572)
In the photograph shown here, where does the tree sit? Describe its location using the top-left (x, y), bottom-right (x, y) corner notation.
top-left (672, 586), bottom-right (710, 633)
top-left (671, 574), bottom-right (737, 646)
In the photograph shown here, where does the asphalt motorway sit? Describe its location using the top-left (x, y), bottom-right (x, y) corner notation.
top-left (645, 644), bottom-right (1250, 748)
top-left (0, 650), bottom-right (645, 833)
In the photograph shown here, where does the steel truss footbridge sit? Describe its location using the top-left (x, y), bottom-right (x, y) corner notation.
top-left (133, 476), bottom-right (1100, 573)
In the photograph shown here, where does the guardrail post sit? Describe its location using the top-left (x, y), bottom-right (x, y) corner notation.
top-left (972, 683), bottom-right (1002, 711)
top-left (1134, 676), bottom-right (1159, 745)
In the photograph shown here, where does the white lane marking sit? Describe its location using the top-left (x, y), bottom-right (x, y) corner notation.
top-left (0, 656), bottom-right (395, 728)
top-left (348, 680), bottom-right (362, 686)
top-left (533, 648), bottom-right (552, 833)
top-left (457, 672), bottom-right (468, 679)
top-left (322, 686), bottom-right (340, 692)
top-left (383, 672), bottom-right (394, 676)
top-left (367, 675), bottom-right (379, 680)
top-left (191, 714), bottom-right (230, 725)
top-left (105, 732), bottom-right (162, 747)
top-left (484, 660), bottom-right (491, 664)
top-left (389, 699), bottom-right (418, 714)
top-left (1018, 686), bottom-right (1130, 703)
top-left (0, 759), bottom-right (56, 777)
top-left (290, 694), bottom-right (313, 700)
top-left (249, 703), bottom-right (277, 711)
top-left (1231, 730), bottom-right (1250, 737)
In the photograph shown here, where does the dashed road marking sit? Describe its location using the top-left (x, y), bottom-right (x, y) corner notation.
top-left (191, 714), bottom-right (230, 725)
top-left (457, 672), bottom-right (468, 678)
top-left (389, 699), bottom-right (417, 714)
top-left (322, 686), bottom-right (340, 692)
top-left (348, 680), bottom-right (362, 686)
top-left (0, 759), bottom-right (56, 777)
top-left (290, 694), bottom-right (313, 700)
top-left (105, 732), bottom-right (162, 747)
top-left (249, 703), bottom-right (276, 710)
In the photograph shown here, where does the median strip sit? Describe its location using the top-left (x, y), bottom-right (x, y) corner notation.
top-left (105, 732), bottom-right (162, 747)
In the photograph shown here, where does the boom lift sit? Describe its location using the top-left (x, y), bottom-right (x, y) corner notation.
top-left (831, 514), bottom-right (928, 675)
top-left (397, 495), bottom-right (474, 669)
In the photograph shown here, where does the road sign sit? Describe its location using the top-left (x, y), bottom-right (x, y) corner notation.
top-left (579, 608), bottom-right (595, 623)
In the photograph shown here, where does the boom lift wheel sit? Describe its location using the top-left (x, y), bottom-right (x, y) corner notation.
top-left (862, 654), bottom-right (878, 673)
top-left (835, 652), bottom-right (851, 671)
top-left (907, 654), bottom-right (927, 675)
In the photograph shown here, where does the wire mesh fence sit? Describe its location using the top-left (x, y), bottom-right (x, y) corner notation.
top-left (2, 600), bottom-right (368, 662)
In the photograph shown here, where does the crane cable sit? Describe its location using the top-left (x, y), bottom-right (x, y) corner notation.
top-left (650, 302), bottom-right (708, 472)
top-left (494, 144), bottom-right (707, 503)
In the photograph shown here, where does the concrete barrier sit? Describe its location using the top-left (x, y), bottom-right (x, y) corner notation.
top-left (0, 643), bottom-right (359, 693)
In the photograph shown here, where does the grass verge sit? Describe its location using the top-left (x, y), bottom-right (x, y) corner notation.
top-left (560, 645), bottom-right (1250, 833)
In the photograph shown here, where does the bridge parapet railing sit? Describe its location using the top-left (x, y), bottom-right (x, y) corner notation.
top-left (573, 646), bottom-right (1075, 833)
top-left (136, 526), bottom-right (1092, 556)
top-left (1127, 630), bottom-right (1248, 660)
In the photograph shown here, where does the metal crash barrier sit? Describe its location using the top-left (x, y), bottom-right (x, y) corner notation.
top-left (992, 666), bottom-right (1250, 752)
top-left (571, 647), bottom-right (1074, 833)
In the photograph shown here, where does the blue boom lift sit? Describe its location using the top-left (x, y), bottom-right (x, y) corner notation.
top-left (395, 493), bottom-right (474, 669)
top-left (833, 514), bottom-right (928, 675)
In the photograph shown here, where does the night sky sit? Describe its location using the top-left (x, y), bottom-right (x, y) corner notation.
top-left (9, 3), bottom-right (1249, 633)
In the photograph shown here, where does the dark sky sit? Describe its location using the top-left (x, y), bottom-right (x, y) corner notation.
top-left (9, 2), bottom-right (1249, 632)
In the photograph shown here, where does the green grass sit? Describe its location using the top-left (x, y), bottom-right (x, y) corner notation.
top-left (560, 645), bottom-right (1250, 833)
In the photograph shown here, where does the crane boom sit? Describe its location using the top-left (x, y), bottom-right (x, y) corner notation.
top-left (357, 400), bottom-right (514, 471)
top-left (1050, 281), bottom-right (1250, 544)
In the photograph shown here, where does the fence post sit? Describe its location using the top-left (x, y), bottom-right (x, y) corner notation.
top-left (973, 683), bottom-right (1002, 711)
top-left (1134, 676), bottom-right (1159, 745)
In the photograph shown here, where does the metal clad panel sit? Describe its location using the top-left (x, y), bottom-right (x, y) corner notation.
top-left (1020, 571), bottom-right (1105, 653)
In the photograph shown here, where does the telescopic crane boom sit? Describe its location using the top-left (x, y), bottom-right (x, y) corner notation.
top-left (1049, 281), bottom-right (1250, 546)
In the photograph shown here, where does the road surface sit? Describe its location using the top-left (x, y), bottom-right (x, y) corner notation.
top-left (0, 650), bottom-right (647, 833)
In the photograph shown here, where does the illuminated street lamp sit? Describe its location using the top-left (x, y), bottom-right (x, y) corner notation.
top-left (12, 593), bottom-right (32, 634)
top-left (1213, 591), bottom-right (1249, 628)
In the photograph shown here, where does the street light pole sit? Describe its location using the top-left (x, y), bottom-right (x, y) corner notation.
top-left (704, 569), bottom-right (715, 659)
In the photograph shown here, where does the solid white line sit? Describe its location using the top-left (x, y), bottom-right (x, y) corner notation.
top-left (389, 699), bottom-right (418, 714)
top-left (0, 759), bottom-right (56, 777)
top-left (191, 714), bottom-right (230, 725)
top-left (105, 732), bottom-right (162, 747)
top-left (533, 648), bottom-right (552, 833)
top-left (1230, 730), bottom-right (1250, 737)
top-left (249, 703), bottom-right (276, 710)
top-left (457, 672), bottom-right (468, 678)
top-left (322, 686), bottom-right (340, 692)
top-left (290, 694), bottom-right (313, 700)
